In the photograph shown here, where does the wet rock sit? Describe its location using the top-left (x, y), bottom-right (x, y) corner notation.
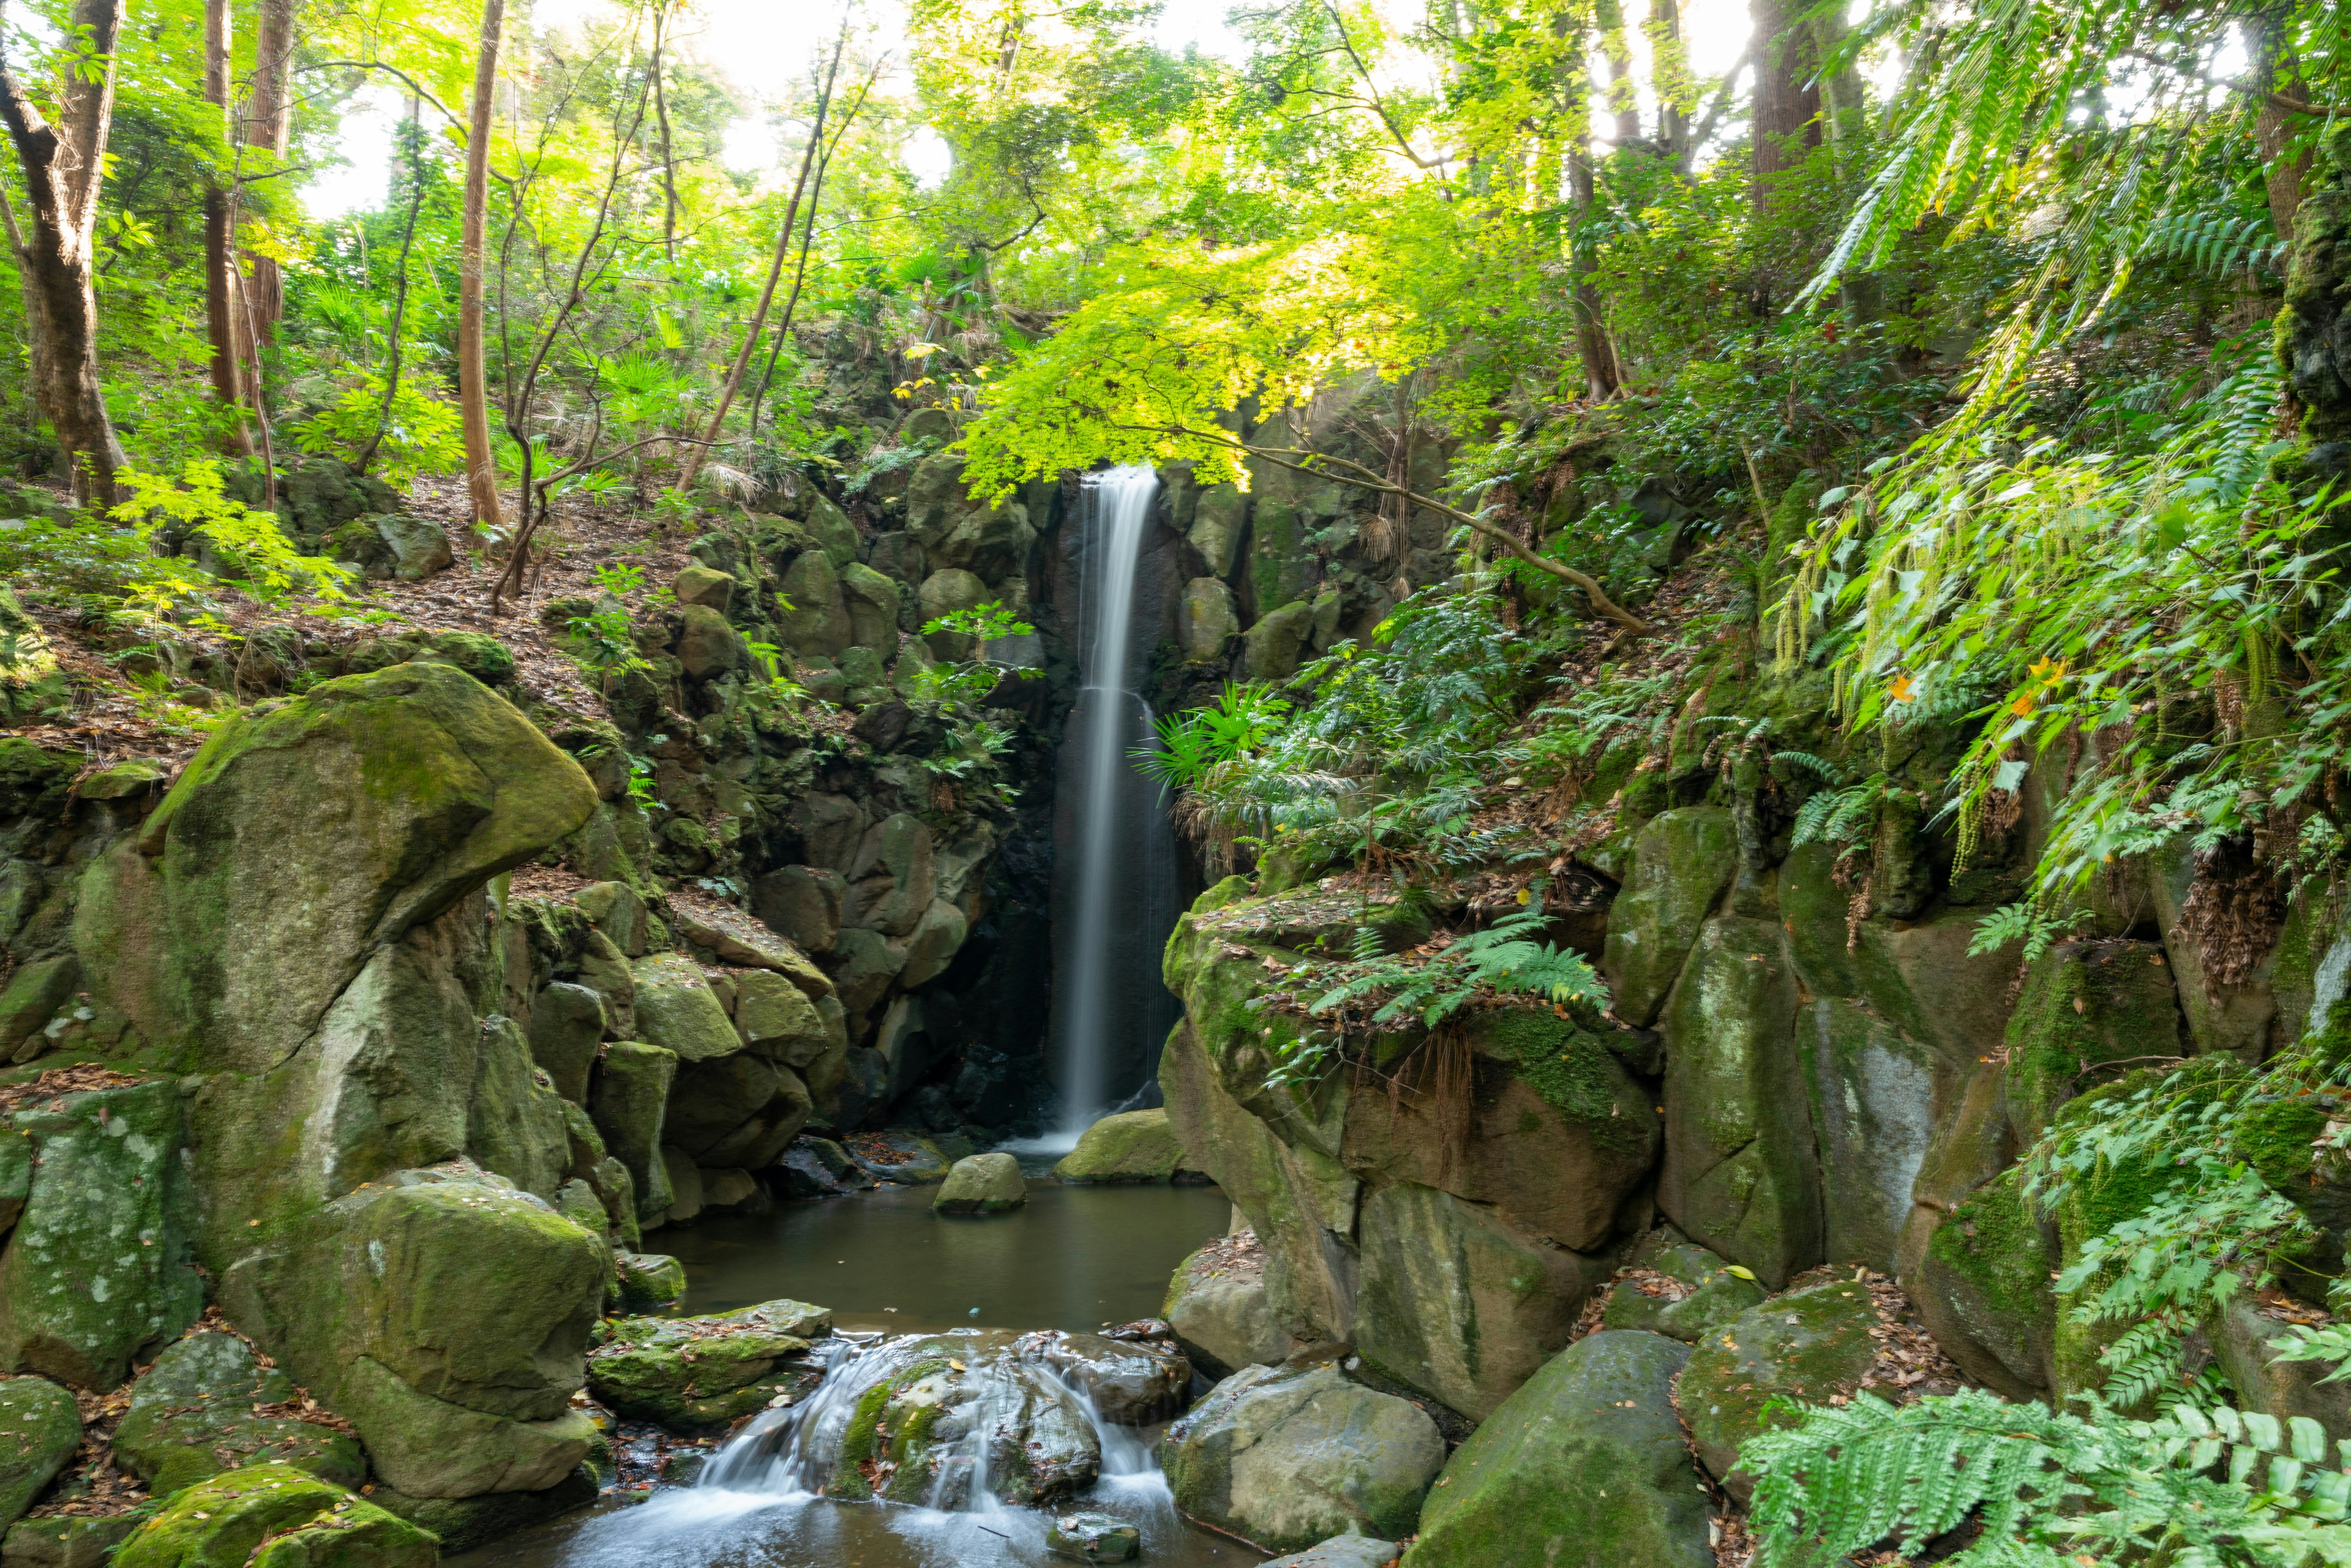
top-left (2, 1511), bottom-right (148, 1567)
top-left (1048, 1512), bottom-right (1139, 1562)
top-left (1188, 484), bottom-right (1247, 577)
top-left (1600, 807), bottom-right (1739, 1027)
top-left (114, 1331), bottom-right (366, 1498)
top-left (1163, 1364), bottom-right (1444, 1554)
top-left (0, 1375), bottom-right (79, 1529)
top-left (1270, 1540), bottom-right (1401, 1568)
top-left (1600, 1244), bottom-right (1766, 1344)
top-left (1012, 1329), bottom-right (1190, 1425)
top-left (1054, 1108), bottom-right (1189, 1183)
top-left (0, 1079), bottom-right (203, 1389)
top-left (853, 1131), bottom-right (951, 1185)
top-left (1164, 1237), bottom-right (1294, 1378)
top-left (824, 1332), bottom-right (1099, 1507)
top-left (110, 1463), bottom-right (435, 1568)
top-left (369, 1465), bottom-right (598, 1555)
top-left (612, 1253), bottom-right (686, 1315)
top-left (753, 866), bottom-right (844, 955)
top-left (1678, 1278), bottom-right (1881, 1500)
top-left (776, 1136), bottom-right (877, 1197)
top-left (1403, 1330), bottom-right (1710, 1568)
top-left (591, 1043), bottom-right (678, 1217)
top-left (935, 1152), bottom-right (1026, 1214)
top-left (585, 1299), bottom-right (830, 1430)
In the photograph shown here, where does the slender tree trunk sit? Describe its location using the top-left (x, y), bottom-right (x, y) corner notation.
top-left (204, 0), bottom-right (253, 454)
top-left (2249, 5), bottom-right (2313, 244)
top-left (674, 26), bottom-right (850, 496)
top-left (1749, 0), bottom-right (1821, 215)
top-left (1592, 0), bottom-right (1638, 146)
top-left (353, 118), bottom-right (426, 476)
top-left (1805, 7), bottom-right (1883, 334)
top-left (0, 182), bottom-right (49, 402)
top-left (241, 0), bottom-right (297, 345)
top-left (459, 0), bottom-right (507, 537)
top-left (1649, 0), bottom-right (1693, 163)
top-left (0, 0), bottom-right (129, 506)
top-left (651, 1), bottom-right (677, 266)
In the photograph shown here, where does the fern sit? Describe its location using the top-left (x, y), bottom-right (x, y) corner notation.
top-left (1291, 895), bottom-right (1608, 1050)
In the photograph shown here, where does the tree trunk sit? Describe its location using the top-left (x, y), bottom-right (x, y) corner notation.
top-left (459, 0), bottom-right (507, 537)
top-left (1805, 7), bottom-right (1883, 334)
top-left (241, 0), bottom-right (298, 345)
top-left (2249, 5), bottom-right (2313, 244)
top-left (204, 0), bottom-right (253, 453)
top-left (1749, 0), bottom-right (1821, 214)
top-left (1649, 0), bottom-right (1693, 163)
top-left (1592, 0), bottom-right (1639, 146)
top-left (0, 0), bottom-right (129, 506)
top-left (651, 1), bottom-right (678, 267)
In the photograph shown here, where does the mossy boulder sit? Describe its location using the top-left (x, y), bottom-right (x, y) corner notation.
top-left (114, 1332), bottom-right (366, 1498)
top-left (1401, 1330), bottom-right (1711, 1568)
top-left (777, 552), bottom-right (852, 658)
top-left (1679, 1278), bottom-right (1881, 1500)
top-left (1657, 918), bottom-right (1821, 1286)
top-left (823, 1332), bottom-right (1097, 1507)
top-left (367, 1465), bottom-right (597, 1555)
top-left (1164, 1240), bottom-right (1294, 1378)
top-left (850, 1130), bottom-right (951, 1185)
top-left (1909, 1165), bottom-right (2055, 1399)
top-left (1795, 999), bottom-right (1938, 1272)
top-left (2, 1509), bottom-right (152, 1567)
top-left (1054, 1108), bottom-right (1187, 1183)
top-left (219, 1165), bottom-right (607, 1497)
top-left (0, 1374), bottom-right (80, 1528)
top-left (629, 953), bottom-right (742, 1064)
top-left (111, 1463), bottom-right (435, 1568)
top-left (2003, 940), bottom-right (2187, 1145)
top-left (1164, 1363), bottom-right (1442, 1553)
top-left (936, 1152), bottom-right (1027, 1214)
top-left (584, 1299), bottom-right (830, 1430)
top-left (1600, 1244), bottom-right (1766, 1343)
top-left (1601, 807), bottom-right (1739, 1026)
top-left (611, 1252), bottom-right (686, 1315)
top-left (590, 1042), bottom-right (677, 1217)
top-left (0, 1079), bottom-right (202, 1389)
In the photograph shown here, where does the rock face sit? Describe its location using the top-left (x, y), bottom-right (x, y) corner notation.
top-left (821, 1332), bottom-right (1101, 1508)
top-left (1403, 1330), bottom-right (1712, 1568)
top-left (114, 1332), bottom-right (367, 1497)
top-left (1163, 1364), bottom-right (1444, 1554)
top-left (112, 1463), bottom-right (436, 1568)
top-left (1678, 1278), bottom-right (1882, 1500)
top-left (935, 1152), bottom-right (1026, 1213)
top-left (0, 1374), bottom-right (80, 1529)
top-left (1054, 1108), bottom-right (1190, 1182)
top-left (1010, 1328), bottom-right (1191, 1425)
top-left (586, 1299), bottom-right (831, 1430)
top-left (1165, 1237), bottom-right (1295, 1377)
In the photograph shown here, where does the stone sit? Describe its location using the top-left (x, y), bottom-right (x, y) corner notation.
top-left (1164, 1363), bottom-right (1443, 1554)
top-left (666, 1054), bottom-right (812, 1169)
top-left (1679, 1278), bottom-right (1882, 1500)
top-left (1796, 1000), bottom-right (1938, 1274)
top-left (367, 1466), bottom-right (596, 1555)
top-left (468, 1015), bottom-right (572, 1199)
top-left (918, 568), bottom-right (990, 657)
top-left (114, 1332), bottom-right (366, 1498)
top-left (219, 1167), bottom-right (608, 1498)
top-left (1165, 1240), bottom-right (1293, 1378)
top-left (2003, 940), bottom-right (2187, 1145)
top-left (1179, 577), bottom-right (1240, 661)
top-left (669, 905), bottom-right (836, 999)
top-left (2210, 1294), bottom-right (2351, 1442)
top-left (822, 1332), bottom-right (1098, 1507)
top-left (674, 603), bottom-right (747, 678)
top-left (612, 1253), bottom-right (687, 1314)
top-left (0, 1375), bottom-right (79, 1529)
top-left (1269, 1540), bottom-right (1400, 1568)
top-left (936, 1152), bottom-right (1027, 1214)
top-left (629, 952), bottom-right (742, 1063)
top-left (662, 1149), bottom-right (703, 1223)
top-left (1054, 1108), bottom-right (1186, 1183)
top-left (1601, 1244), bottom-right (1766, 1343)
top-left (328, 514), bottom-right (454, 582)
top-left (586, 1299), bottom-right (830, 1430)
top-left (110, 1463), bottom-right (435, 1568)
top-left (730, 969), bottom-right (830, 1065)
top-left (527, 981), bottom-right (606, 1103)
top-left (1047, 1513), bottom-right (1139, 1562)
top-left (1355, 1182), bottom-right (1613, 1421)
top-left (846, 813), bottom-right (937, 938)
top-left (775, 1136), bottom-right (876, 1198)
top-left (571, 881), bottom-right (649, 957)
top-left (896, 899), bottom-right (967, 990)
top-left (1600, 807), bottom-right (1739, 1027)
top-left (0, 958), bottom-right (77, 1063)
top-left (1190, 484), bottom-right (1247, 577)
top-left (850, 1131), bottom-right (951, 1184)
top-left (1241, 600), bottom-right (1316, 683)
top-left (803, 494), bottom-right (861, 566)
top-left (778, 551), bottom-right (853, 657)
top-left (70, 661), bottom-right (596, 1249)
top-left (576, 930), bottom-right (637, 1035)
top-left (2, 1512), bottom-right (147, 1567)
top-left (0, 1081), bottom-right (203, 1389)
top-left (1403, 1330), bottom-right (1711, 1568)
top-left (752, 866), bottom-right (844, 955)
top-left (702, 1168), bottom-right (760, 1209)
top-left (838, 561), bottom-right (901, 652)
top-left (590, 1043), bottom-right (677, 1217)
top-left (1013, 1329), bottom-right (1192, 1426)
top-left (1909, 1166), bottom-right (2055, 1400)
top-left (1657, 918), bottom-right (1821, 1287)
top-left (0, 1131), bottom-right (22, 1240)
top-left (673, 563), bottom-right (735, 613)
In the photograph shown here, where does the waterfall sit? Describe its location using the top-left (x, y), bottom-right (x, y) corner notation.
top-left (1048, 466), bottom-right (1183, 1139)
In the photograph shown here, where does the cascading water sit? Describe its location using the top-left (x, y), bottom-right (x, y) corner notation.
top-left (1047, 466), bottom-right (1185, 1138)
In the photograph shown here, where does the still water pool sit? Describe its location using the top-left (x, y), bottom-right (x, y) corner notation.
top-left (451, 1179), bottom-right (1252, 1568)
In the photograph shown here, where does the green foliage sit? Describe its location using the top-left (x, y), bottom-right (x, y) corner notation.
top-left (915, 601), bottom-right (1038, 714)
top-left (1136, 681), bottom-right (1291, 792)
top-left (563, 606), bottom-right (651, 690)
top-left (1967, 901), bottom-right (2095, 962)
top-left (290, 378), bottom-right (465, 484)
top-left (1746, 1387), bottom-right (2351, 1568)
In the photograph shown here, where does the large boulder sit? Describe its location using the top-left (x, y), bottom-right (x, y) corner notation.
top-left (628, 953), bottom-right (742, 1063)
top-left (111, 1464), bottom-right (435, 1568)
top-left (220, 1166), bottom-right (607, 1498)
top-left (114, 1332), bottom-right (366, 1498)
top-left (1163, 1364), bottom-right (1444, 1554)
top-left (1401, 1330), bottom-right (1712, 1568)
top-left (1165, 1237), bottom-right (1295, 1378)
top-left (585, 1299), bottom-right (830, 1430)
top-left (1600, 1242), bottom-right (1767, 1343)
top-left (776, 552), bottom-right (852, 656)
top-left (1179, 577), bottom-right (1240, 661)
top-left (1678, 1278), bottom-right (1881, 1500)
top-left (1010, 1328), bottom-right (1192, 1425)
top-left (936, 1152), bottom-right (1026, 1214)
top-left (1054, 1108), bottom-right (1188, 1183)
top-left (71, 661), bottom-right (597, 1248)
top-left (589, 1042), bottom-right (677, 1217)
top-left (731, 969), bottom-right (830, 1063)
top-left (0, 1079), bottom-right (201, 1389)
top-left (0, 1374), bottom-right (79, 1529)
top-left (822, 1332), bottom-right (1098, 1508)
top-left (1240, 601), bottom-right (1316, 684)
top-left (1600, 807), bottom-right (1739, 1026)
top-left (1908, 1166), bottom-right (2055, 1400)
top-left (664, 1054), bottom-right (812, 1169)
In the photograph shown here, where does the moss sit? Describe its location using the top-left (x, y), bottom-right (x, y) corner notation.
top-left (1472, 1010), bottom-right (1649, 1155)
top-left (2239, 1097), bottom-right (2327, 1196)
top-left (111, 1463), bottom-right (434, 1568)
top-left (2002, 942), bottom-right (2188, 1144)
top-left (829, 1381), bottom-right (896, 1499)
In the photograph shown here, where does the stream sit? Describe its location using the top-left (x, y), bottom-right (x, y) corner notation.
top-left (450, 1178), bottom-right (1245, 1568)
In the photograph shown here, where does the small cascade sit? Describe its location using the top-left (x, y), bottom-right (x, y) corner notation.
top-left (1049, 466), bottom-right (1186, 1139)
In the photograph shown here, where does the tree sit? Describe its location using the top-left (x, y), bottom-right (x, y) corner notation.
top-left (1749, 0), bottom-right (1820, 218)
top-left (0, 0), bottom-right (131, 505)
top-left (458, 0), bottom-right (507, 539)
top-left (204, 0), bottom-right (253, 452)
top-left (241, 0), bottom-right (298, 347)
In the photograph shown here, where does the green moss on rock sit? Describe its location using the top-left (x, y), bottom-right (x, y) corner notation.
top-left (0, 1374), bottom-right (80, 1529)
top-left (111, 1463), bottom-right (436, 1568)
top-left (1054, 1109), bottom-right (1187, 1183)
top-left (1678, 1279), bottom-right (1880, 1501)
top-left (114, 1332), bottom-right (366, 1498)
top-left (586, 1298), bottom-right (830, 1430)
